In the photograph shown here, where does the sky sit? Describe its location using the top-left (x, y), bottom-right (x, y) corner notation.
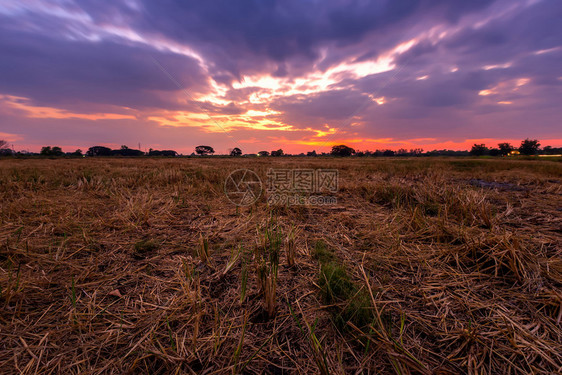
top-left (0, 0), bottom-right (561, 154)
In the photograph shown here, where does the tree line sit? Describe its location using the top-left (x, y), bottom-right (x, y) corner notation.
top-left (0, 139), bottom-right (560, 158)
top-left (329, 139), bottom-right (561, 157)
top-left (468, 139), bottom-right (560, 156)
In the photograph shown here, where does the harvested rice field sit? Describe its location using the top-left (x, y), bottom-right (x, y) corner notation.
top-left (1, 157), bottom-right (561, 374)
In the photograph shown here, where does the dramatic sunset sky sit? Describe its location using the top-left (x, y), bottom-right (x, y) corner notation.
top-left (1, 0), bottom-right (561, 154)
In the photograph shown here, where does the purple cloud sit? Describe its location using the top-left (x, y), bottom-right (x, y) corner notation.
top-left (0, 0), bottom-right (560, 153)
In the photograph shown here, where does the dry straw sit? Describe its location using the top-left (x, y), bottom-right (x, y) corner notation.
top-left (0, 157), bottom-right (561, 373)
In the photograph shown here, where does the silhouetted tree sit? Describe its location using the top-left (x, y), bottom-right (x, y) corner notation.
top-left (382, 149), bottom-right (395, 157)
top-left (258, 151), bottom-right (269, 157)
top-left (195, 145), bottom-right (215, 155)
top-left (498, 142), bottom-right (513, 156)
top-left (540, 146), bottom-right (562, 155)
top-left (331, 145), bottom-right (355, 157)
top-left (40, 146), bottom-right (51, 156)
top-left (230, 147), bottom-right (242, 156)
top-left (470, 144), bottom-right (488, 156)
top-left (306, 150), bottom-right (317, 156)
top-left (111, 146), bottom-right (144, 156)
top-left (519, 139), bottom-right (540, 155)
top-left (410, 148), bottom-right (424, 156)
top-left (86, 146), bottom-right (112, 157)
top-left (40, 146), bottom-right (64, 156)
top-left (148, 149), bottom-right (177, 156)
top-left (72, 149), bottom-right (83, 156)
top-left (396, 148), bottom-right (408, 156)
top-left (0, 140), bottom-right (12, 156)
top-left (271, 149), bottom-right (284, 156)
top-left (489, 148), bottom-right (500, 156)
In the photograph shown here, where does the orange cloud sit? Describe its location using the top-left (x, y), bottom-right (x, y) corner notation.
top-left (148, 108), bottom-right (295, 133)
top-left (0, 95), bottom-right (135, 120)
top-left (478, 78), bottom-right (531, 97)
top-left (0, 132), bottom-right (22, 142)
